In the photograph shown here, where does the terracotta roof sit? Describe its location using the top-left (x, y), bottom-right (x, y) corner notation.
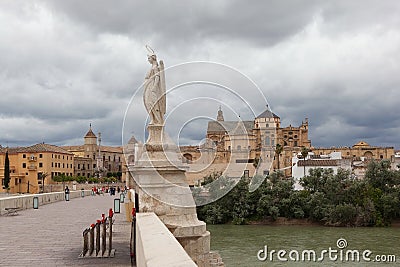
top-left (85, 128), bottom-right (96, 138)
top-left (1, 143), bottom-right (73, 154)
top-left (62, 145), bottom-right (84, 151)
top-left (100, 146), bottom-right (123, 153)
top-left (297, 159), bottom-right (338, 167)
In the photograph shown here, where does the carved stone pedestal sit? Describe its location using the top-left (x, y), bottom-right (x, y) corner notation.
top-left (129, 124), bottom-right (219, 266)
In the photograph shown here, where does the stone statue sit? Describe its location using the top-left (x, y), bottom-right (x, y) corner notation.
top-left (143, 45), bottom-right (166, 125)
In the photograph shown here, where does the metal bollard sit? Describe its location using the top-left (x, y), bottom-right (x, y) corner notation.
top-left (130, 208), bottom-right (137, 264)
top-left (82, 228), bottom-right (90, 257)
top-left (108, 209), bottom-right (113, 256)
top-left (95, 220), bottom-right (101, 256)
top-left (102, 217), bottom-right (107, 256)
top-left (89, 224), bottom-right (95, 256)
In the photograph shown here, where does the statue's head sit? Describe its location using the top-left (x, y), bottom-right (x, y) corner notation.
top-left (147, 54), bottom-right (157, 64)
top-left (146, 45), bottom-right (157, 64)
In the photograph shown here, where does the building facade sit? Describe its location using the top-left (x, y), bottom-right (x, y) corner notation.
top-left (180, 108), bottom-right (395, 184)
top-left (63, 125), bottom-right (125, 180)
top-left (0, 143), bottom-right (74, 194)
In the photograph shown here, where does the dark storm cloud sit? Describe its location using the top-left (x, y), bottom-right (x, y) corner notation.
top-left (42, 0), bottom-right (321, 46)
top-left (0, 0), bottom-right (399, 149)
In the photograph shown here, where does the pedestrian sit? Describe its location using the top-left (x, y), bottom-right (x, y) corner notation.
top-left (117, 186), bottom-right (121, 194)
top-left (65, 186), bottom-right (70, 201)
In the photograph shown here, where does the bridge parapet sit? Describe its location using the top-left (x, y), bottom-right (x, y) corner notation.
top-left (136, 212), bottom-right (197, 267)
top-left (0, 190), bottom-right (92, 215)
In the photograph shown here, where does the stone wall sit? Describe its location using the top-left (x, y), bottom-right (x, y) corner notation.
top-left (136, 212), bottom-right (197, 267)
top-left (0, 190), bottom-right (92, 215)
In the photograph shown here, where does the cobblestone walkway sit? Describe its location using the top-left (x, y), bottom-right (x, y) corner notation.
top-left (0, 194), bottom-right (134, 266)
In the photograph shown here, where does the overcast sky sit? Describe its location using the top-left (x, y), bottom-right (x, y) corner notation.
top-left (1, 0), bottom-right (399, 149)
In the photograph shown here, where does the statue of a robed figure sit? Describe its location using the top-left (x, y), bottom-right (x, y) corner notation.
top-left (127, 46), bottom-right (223, 266)
top-left (143, 45), bottom-right (166, 126)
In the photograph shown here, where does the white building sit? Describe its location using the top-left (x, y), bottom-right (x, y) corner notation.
top-left (291, 152), bottom-right (351, 190)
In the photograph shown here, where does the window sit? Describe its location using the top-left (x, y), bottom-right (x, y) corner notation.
top-left (39, 163), bottom-right (43, 168)
top-left (265, 136), bottom-right (270, 146)
top-left (237, 145), bottom-right (241, 151)
top-left (23, 163), bottom-right (26, 168)
top-left (63, 163), bottom-right (65, 168)
top-left (23, 154), bottom-right (26, 158)
top-left (88, 164), bottom-right (90, 169)
top-left (294, 135), bottom-right (298, 138)
top-left (228, 146), bottom-right (231, 151)
top-left (294, 141), bottom-right (298, 147)
top-left (39, 154), bottom-right (43, 158)
top-left (380, 155), bottom-right (383, 159)
top-left (93, 164), bottom-right (96, 169)
top-left (108, 156), bottom-right (111, 161)
top-left (58, 163), bottom-right (60, 168)
top-left (51, 162), bottom-right (53, 167)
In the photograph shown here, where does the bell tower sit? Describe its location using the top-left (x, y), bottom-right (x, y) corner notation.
top-left (217, 106), bottom-right (224, 121)
top-left (84, 124), bottom-right (97, 157)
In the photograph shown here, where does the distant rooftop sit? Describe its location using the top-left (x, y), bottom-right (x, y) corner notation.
top-left (256, 109), bottom-right (280, 119)
top-left (1, 143), bottom-right (73, 154)
top-left (207, 121), bottom-right (254, 134)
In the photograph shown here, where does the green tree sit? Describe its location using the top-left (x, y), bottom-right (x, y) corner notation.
top-left (40, 172), bottom-right (48, 193)
top-left (300, 146), bottom-right (311, 177)
top-left (74, 176), bottom-right (87, 184)
top-left (3, 150), bottom-right (10, 190)
top-left (275, 143), bottom-right (283, 170)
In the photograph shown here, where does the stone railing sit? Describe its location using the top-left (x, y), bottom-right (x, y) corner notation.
top-left (136, 212), bottom-right (197, 267)
top-left (0, 190), bottom-right (92, 215)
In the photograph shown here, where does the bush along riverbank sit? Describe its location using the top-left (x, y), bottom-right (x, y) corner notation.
top-left (197, 160), bottom-right (400, 227)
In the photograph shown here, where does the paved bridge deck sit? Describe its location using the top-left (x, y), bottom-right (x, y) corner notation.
top-left (0, 194), bottom-right (133, 266)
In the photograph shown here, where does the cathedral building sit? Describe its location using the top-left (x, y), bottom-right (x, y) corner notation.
top-left (181, 107), bottom-right (394, 184)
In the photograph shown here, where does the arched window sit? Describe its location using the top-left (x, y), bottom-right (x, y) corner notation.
top-left (265, 136), bottom-right (270, 146)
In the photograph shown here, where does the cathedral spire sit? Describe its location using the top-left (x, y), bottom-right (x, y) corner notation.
top-left (217, 106), bottom-right (224, 121)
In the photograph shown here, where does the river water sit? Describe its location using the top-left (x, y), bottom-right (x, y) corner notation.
top-left (207, 224), bottom-right (399, 266)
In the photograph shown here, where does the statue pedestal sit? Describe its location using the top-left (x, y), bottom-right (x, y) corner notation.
top-left (129, 124), bottom-right (214, 265)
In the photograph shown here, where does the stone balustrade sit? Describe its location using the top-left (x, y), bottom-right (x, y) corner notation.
top-left (0, 190), bottom-right (92, 215)
top-left (136, 212), bottom-right (197, 267)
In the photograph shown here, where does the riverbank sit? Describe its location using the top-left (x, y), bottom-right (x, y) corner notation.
top-left (247, 217), bottom-right (400, 227)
